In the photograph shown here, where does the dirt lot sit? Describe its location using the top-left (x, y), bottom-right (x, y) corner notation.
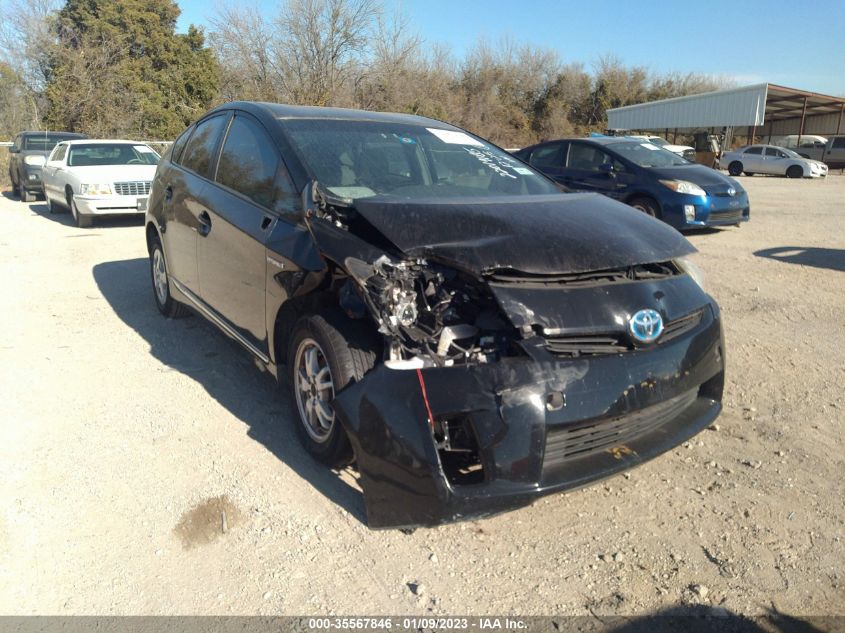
top-left (0, 176), bottom-right (843, 617)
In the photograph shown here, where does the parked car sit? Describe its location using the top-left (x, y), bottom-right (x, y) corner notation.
top-left (770, 134), bottom-right (828, 150)
top-left (7, 131), bottom-right (87, 202)
top-left (770, 136), bottom-right (845, 168)
top-left (41, 139), bottom-right (160, 227)
top-left (628, 135), bottom-right (696, 161)
top-left (146, 102), bottom-right (726, 529)
top-left (720, 144), bottom-right (828, 178)
top-left (514, 137), bottom-right (750, 230)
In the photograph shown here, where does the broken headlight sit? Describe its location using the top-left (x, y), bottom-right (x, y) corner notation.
top-left (676, 254), bottom-right (705, 290)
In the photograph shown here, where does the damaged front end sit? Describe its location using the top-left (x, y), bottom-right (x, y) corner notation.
top-left (304, 184), bottom-right (725, 529)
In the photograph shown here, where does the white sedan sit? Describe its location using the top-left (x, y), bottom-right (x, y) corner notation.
top-left (720, 144), bottom-right (828, 179)
top-left (42, 139), bottom-right (160, 227)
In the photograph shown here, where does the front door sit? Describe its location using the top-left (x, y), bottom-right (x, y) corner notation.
top-left (197, 112), bottom-right (290, 360)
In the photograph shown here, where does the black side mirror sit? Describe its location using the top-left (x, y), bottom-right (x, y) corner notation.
top-left (8, 146), bottom-right (19, 154)
top-left (599, 163), bottom-right (616, 177)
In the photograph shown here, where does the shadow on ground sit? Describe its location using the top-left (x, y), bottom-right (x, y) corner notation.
top-left (92, 257), bottom-right (367, 525)
top-left (754, 246), bottom-right (845, 273)
top-left (3, 191), bottom-right (145, 229)
top-left (600, 605), bottom-right (832, 633)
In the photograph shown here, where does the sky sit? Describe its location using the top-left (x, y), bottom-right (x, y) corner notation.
top-left (176, 0), bottom-right (845, 96)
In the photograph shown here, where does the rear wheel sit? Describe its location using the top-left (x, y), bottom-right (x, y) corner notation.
top-left (728, 161), bottom-right (743, 176)
top-left (629, 196), bottom-right (661, 219)
top-left (287, 312), bottom-right (378, 467)
top-left (45, 194), bottom-right (58, 214)
top-left (786, 165), bottom-right (803, 179)
top-left (149, 235), bottom-right (190, 318)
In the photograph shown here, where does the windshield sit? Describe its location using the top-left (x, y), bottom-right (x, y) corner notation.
top-left (646, 137), bottom-right (669, 146)
top-left (610, 141), bottom-right (689, 167)
top-left (23, 135), bottom-right (78, 151)
top-left (282, 120), bottom-right (558, 199)
top-left (67, 144), bottom-right (160, 167)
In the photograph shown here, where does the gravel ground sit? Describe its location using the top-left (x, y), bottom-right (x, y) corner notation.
top-left (0, 176), bottom-right (843, 617)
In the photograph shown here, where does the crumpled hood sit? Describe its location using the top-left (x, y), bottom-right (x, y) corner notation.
top-left (352, 193), bottom-right (694, 275)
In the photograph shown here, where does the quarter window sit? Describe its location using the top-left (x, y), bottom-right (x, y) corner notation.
top-left (832, 137), bottom-right (845, 149)
top-left (170, 127), bottom-right (193, 164)
top-left (180, 114), bottom-right (230, 179)
top-left (216, 115), bottom-right (287, 209)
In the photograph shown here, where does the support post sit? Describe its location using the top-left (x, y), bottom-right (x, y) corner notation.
top-left (797, 96), bottom-right (808, 146)
top-left (838, 103), bottom-right (845, 135)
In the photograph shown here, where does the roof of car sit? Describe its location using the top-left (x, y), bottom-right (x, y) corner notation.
top-left (19, 131), bottom-right (85, 137)
top-left (58, 139), bottom-right (148, 146)
top-left (208, 101), bottom-right (458, 130)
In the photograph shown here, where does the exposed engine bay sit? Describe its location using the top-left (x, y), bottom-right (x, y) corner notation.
top-left (310, 185), bottom-right (518, 369)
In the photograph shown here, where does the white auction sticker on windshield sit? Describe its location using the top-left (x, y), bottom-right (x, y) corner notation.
top-left (513, 167), bottom-right (534, 175)
top-left (426, 128), bottom-right (484, 146)
top-left (134, 145), bottom-right (156, 153)
top-left (640, 143), bottom-right (660, 150)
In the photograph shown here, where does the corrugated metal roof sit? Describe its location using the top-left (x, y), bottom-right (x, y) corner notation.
top-left (607, 84), bottom-right (769, 130)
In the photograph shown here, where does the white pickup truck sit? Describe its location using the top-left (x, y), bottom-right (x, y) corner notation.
top-left (774, 135), bottom-right (845, 169)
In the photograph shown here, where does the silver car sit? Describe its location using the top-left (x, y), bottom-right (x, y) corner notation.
top-left (720, 144), bottom-right (828, 178)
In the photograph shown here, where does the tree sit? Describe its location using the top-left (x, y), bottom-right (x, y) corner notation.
top-left (44, 0), bottom-right (219, 138)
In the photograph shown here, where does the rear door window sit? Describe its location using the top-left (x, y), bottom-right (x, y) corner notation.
top-left (529, 143), bottom-right (566, 170)
top-left (832, 137), bottom-right (845, 149)
top-left (180, 114), bottom-right (230, 179)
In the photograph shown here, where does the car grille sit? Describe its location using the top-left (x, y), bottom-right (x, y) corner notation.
top-left (113, 181), bottom-right (151, 196)
top-left (682, 149), bottom-right (696, 161)
top-left (487, 261), bottom-right (680, 288)
top-left (543, 388), bottom-right (699, 467)
top-left (708, 209), bottom-right (743, 222)
top-left (542, 309), bottom-right (703, 357)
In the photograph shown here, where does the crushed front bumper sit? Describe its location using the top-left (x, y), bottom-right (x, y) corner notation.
top-left (333, 303), bottom-right (725, 529)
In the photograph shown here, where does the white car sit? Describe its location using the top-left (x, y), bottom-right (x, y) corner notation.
top-left (41, 139), bottom-right (160, 227)
top-left (719, 144), bottom-right (828, 179)
top-left (628, 135), bottom-right (696, 160)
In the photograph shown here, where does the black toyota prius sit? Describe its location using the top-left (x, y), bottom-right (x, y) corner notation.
top-left (146, 102), bottom-right (725, 529)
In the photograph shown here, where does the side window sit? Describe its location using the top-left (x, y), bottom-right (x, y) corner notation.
top-left (170, 126), bottom-right (192, 164)
top-left (765, 147), bottom-right (780, 157)
top-left (745, 146), bottom-right (763, 155)
top-left (832, 137), bottom-right (845, 149)
top-left (52, 145), bottom-right (67, 162)
top-left (567, 144), bottom-right (620, 172)
top-left (529, 143), bottom-right (564, 170)
top-left (216, 114), bottom-right (290, 210)
top-left (180, 114), bottom-right (230, 179)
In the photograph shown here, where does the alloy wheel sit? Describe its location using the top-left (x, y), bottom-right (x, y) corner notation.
top-left (293, 338), bottom-right (336, 443)
top-left (152, 247), bottom-right (169, 305)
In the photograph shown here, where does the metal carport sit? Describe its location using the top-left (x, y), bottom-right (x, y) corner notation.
top-left (607, 83), bottom-right (845, 146)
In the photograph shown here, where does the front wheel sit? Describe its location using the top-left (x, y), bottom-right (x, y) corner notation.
top-left (287, 313), bottom-right (378, 467)
top-left (786, 165), bottom-right (803, 179)
top-left (629, 196), bottom-right (660, 219)
top-left (149, 236), bottom-right (190, 318)
top-left (728, 161), bottom-right (743, 176)
top-left (20, 188), bottom-right (32, 203)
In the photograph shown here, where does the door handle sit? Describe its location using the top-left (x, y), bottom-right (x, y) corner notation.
top-left (260, 215), bottom-right (274, 231)
top-left (198, 210), bottom-right (212, 237)
top-left (164, 185), bottom-right (173, 201)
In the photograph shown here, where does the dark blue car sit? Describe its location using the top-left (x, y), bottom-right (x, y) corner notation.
top-left (514, 137), bottom-right (750, 230)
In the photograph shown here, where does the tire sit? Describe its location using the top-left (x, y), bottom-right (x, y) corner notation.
top-left (629, 196), bottom-right (661, 219)
top-left (20, 188), bottom-right (32, 203)
top-left (149, 235), bottom-right (190, 318)
top-left (69, 195), bottom-right (92, 228)
top-left (46, 195), bottom-right (58, 214)
top-left (786, 165), bottom-right (803, 179)
top-left (287, 312), bottom-right (378, 467)
top-left (728, 161), bottom-right (743, 176)
top-left (744, 172), bottom-right (755, 177)
top-left (11, 174), bottom-right (20, 198)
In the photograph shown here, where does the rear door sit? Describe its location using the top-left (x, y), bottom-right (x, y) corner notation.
top-left (741, 146), bottom-right (764, 172)
top-left (525, 142), bottom-right (567, 183)
top-left (163, 113), bottom-right (231, 295)
top-left (197, 111), bottom-right (293, 359)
